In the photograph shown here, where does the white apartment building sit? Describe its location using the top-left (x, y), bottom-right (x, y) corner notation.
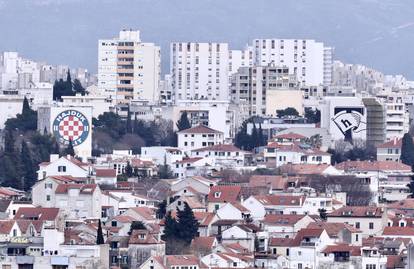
top-left (382, 96), bottom-right (409, 140)
top-left (61, 94), bottom-right (114, 118)
top-left (251, 39), bottom-right (333, 86)
top-left (98, 30), bottom-right (161, 103)
top-left (170, 42), bottom-right (230, 102)
top-left (177, 125), bottom-right (224, 152)
top-left (173, 100), bottom-right (241, 140)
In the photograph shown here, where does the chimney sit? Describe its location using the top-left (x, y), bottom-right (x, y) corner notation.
top-left (50, 154), bottom-right (59, 162)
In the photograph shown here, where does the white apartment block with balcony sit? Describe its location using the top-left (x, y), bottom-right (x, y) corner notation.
top-left (170, 42), bottom-right (230, 102)
top-left (98, 30), bottom-right (161, 103)
top-left (384, 97), bottom-right (409, 140)
top-left (251, 39), bottom-right (333, 86)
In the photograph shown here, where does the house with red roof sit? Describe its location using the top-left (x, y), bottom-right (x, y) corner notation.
top-left (172, 157), bottom-right (213, 179)
top-left (327, 206), bottom-right (386, 238)
top-left (318, 244), bottom-right (362, 268)
top-left (177, 124), bottom-right (224, 152)
top-left (171, 176), bottom-right (217, 196)
top-left (242, 195), bottom-right (306, 220)
top-left (221, 224), bottom-right (261, 252)
top-left (14, 207), bottom-right (62, 230)
top-left (128, 229), bottom-right (166, 268)
top-left (190, 236), bottom-right (218, 256)
top-left (94, 168), bottom-right (117, 185)
top-left (190, 144), bottom-right (251, 168)
top-left (140, 255), bottom-right (207, 269)
top-left (215, 202), bottom-right (251, 221)
top-left (37, 154), bottom-right (90, 180)
top-left (289, 227), bottom-right (334, 269)
top-left (377, 137), bottom-right (404, 162)
top-left (207, 185), bottom-right (241, 212)
top-left (201, 252), bottom-right (253, 269)
top-left (262, 214), bottom-right (315, 238)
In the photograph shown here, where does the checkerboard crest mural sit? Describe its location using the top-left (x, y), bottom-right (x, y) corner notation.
top-left (53, 110), bottom-right (90, 146)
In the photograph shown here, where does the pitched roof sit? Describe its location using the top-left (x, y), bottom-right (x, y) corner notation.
top-left (291, 228), bottom-right (324, 246)
top-left (174, 157), bottom-right (204, 164)
top-left (307, 221), bottom-right (360, 236)
top-left (191, 236), bottom-right (216, 250)
top-left (128, 230), bottom-right (161, 244)
top-left (253, 194), bottom-right (304, 206)
top-left (95, 168), bottom-right (116, 177)
top-left (208, 185), bottom-right (241, 203)
top-left (55, 184), bottom-right (97, 194)
top-left (335, 160), bottom-right (411, 172)
top-left (0, 199), bottom-right (12, 212)
top-left (274, 132), bottom-right (307, 140)
top-left (322, 244), bottom-right (361, 256)
top-left (382, 226), bottom-right (414, 236)
top-left (178, 124), bottom-right (222, 134)
top-left (14, 207), bottom-right (59, 221)
top-left (192, 144), bottom-right (243, 152)
top-left (377, 138), bottom-right (403, 149)
top-left (165, 255), bottom-right (201, 266)
top-left (129, 207), bottom-right (156, 221)
top-left (279, 164), bottom-right (333, 175)
top-left (268, 237), bottom-right (294, 247)
top-left (328, 206), bottom-right (383, 218)
top-left (248, 175), bottom-right (286, 189)
top-left (263, 214), bottom-right (308, 226)
top-left (0, 220), bottom-right (15, 234)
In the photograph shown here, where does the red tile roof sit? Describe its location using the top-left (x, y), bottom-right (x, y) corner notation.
top-left (95, 169), bottom-right (116, 177)
top-left (192, 144), bottom-right (244, 152)
top-left (55, 184), bottom-right (97, 194)
top-left (263, 214), bottom-right (308, 226)
top-left (328, 206), bottom-right (383, 218)
top-left (377, 138), bottom-right (403, 149)
top-left (383, 226), bottom-right (414, 236)
top-left (14, 207), bottom-right (59, 221)
top-left (0, 220), bottom-right (15, 234)
top-left (307, 221), bottom-right (361, 236)
top-left (174, 157), bottom-right (204, 164)
top-left (279, 164), bottom-right (333, 175)
top-left (208, 185), bottom-right (241, 203)
top-left (268, 237), bottom-right (294, 247)
top-left (191, 236), bottom-right (216, 250)
top-left (291, 228), bottom-right (324, 246)
top-left (178, 124), bottom-right (222, 134)
top-left (274, 132), bottom-right (307, 140)
top-left (322, 244), bottom-right (361, 256)
top-left (248, 175), bottom-right (286, 189)
top-left (129, 207), bottom-right (156, 221)
top-left (335, 160), bottom-right (411, 172)
top-left (129, 230), bottom-right (161, 244)
top-left (165, 255), bottom-right (201, 266)
top-left (253, 194), bottom-right (304, 206)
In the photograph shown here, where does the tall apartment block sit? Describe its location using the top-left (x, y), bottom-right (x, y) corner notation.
top-left (170, 42), bottom-right (231, 102)
top-left (251, 39), bottom-right (333, 86)
top-left (98, 30), bottom-right (161, 103)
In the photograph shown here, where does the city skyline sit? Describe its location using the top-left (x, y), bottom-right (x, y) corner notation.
top-left (0, 0), bottom-right (414, 78)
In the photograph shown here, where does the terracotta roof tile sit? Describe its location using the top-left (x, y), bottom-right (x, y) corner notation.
top-left (335, 160), bottom-right (411, 172)
top-left (263, 214), bottom-right (308, 226)
top-left (383, 226), bottom-right (414, 236)
top-left (192, 144), bottom-right (244, 152)
top-left (95, 169), bottom-right (116, 177)
top-left (269, 237), bottom-right (294, 247)
top-left (253, 194), bottom-right (304, 206)
top-left (55, 184), bottom-right (97, 194)
top-left (328, 206), bottom-right (383, 218)
top-left (14, 207), bottom-right (59, 221)
top-left (208, 185), bottom-right (241, 203)
top-left (178, 125), bottom-right (222, 134)
top-left (322, 244), bottom-right (361, 256)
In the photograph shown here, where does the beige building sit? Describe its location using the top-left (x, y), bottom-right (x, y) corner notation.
top-left (265, 90), bottom-right (303, 116)
top-left (98, 30), bottom-right (161, 103)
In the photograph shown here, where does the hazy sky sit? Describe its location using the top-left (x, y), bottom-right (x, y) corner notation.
top-left (1, 0), bottom-right (414, 78)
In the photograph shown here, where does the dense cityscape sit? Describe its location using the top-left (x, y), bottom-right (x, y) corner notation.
top-left (1, 2), bottom-right (414, 269)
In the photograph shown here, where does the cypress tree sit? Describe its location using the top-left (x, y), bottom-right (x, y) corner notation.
top-left (96, 220), bottom-right (105, 245)
top-left (258, 123), bottom-right (265, 146)
top-left (156, 200), bottom-right (167, 219)
top-left (176, 202), bottom-right (199, 244)
top-left (251, 123), bottom-right (258, 148)
top-left (63, 139), bottom-right (75, 157)
top-left (401, 133), bottom-right (414, 166)
top-left (20, 141), bottom-right (36, 190)
top-left (73, 79), bottom-right (86, 95)
top-left (126, 109), bottom-right (132, 134)
top-left (176, 111), bottom-right (191, 131)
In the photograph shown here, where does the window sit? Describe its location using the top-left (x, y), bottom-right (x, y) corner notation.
top-left (2, 265), bottom-right (11, 269)
top-left (355, 222), bottom-right (360, 229)
top-left (58, 166), bottom-right (66, 172)
top-left (46, 195), bottom-right (51, 201)
top-left (355, 234), bottom-right (359, 241)
top-left (369, 222), bottom-right (374, 229)
top-left (298, 264), bottom-right (302, 269)
top-left (366, 265), bottom-right (376, 269)
top-left (232, 262), bottom-right (237, 267)
top-left (215, 204), bottom-right (219, 211)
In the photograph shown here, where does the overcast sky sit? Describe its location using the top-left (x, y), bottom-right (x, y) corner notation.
top-left (1, 0), bottom-right (414, 78)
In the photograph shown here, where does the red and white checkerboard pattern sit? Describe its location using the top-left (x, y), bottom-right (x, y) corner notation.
top-left (58, 116), bottom-right (85, 141)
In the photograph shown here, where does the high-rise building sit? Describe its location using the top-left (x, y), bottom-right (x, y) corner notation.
top-left (230, 65), bottom-right (300, 117)
top-left (98, 30), bottom-right (161, 103)
top-left (251, 39), bottom-right (333, 86)
top-left (170, 42), bottom-right (230, 102)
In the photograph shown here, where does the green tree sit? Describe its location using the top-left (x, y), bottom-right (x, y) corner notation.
top-left (258, 123), bottom-right (266, 146)
top-left (401, 133), bottom-right (414, 166)
top-left (156, 200), bottom-right (167, 219)
top-left (158, 155), bottom-right (174, 179)
top-left (276, 107), bottom-right (299, 118)
top-left (73, 79), bottom-right (86, 95)
top-left (235, 119), bottom-right (252, 150)
top-left (176, 202), bottom-right (199, 244)
top-left (128, 221), bottom-right (146, 235)
top-left (124, 161), bottom-right (133, 177)
top-left (62, 139), bottom-right (75, 157)
top-left (304, 108), bottom-right (321, 123)
top-left (20, 141), bottom-right (36, 191)
top-left (161, 211), bottom-right (182, 254)
top-left (5, 97), bottom-right (37, 132)
top-left (96, 220), bottom-right (105, 244)
top-left (318, 208), bottom-right (327, 221)
top-left (407, 174), bottom-right (414, 198)
top-left (176, 111), bottom-right (191, 131)
top-left (251, 123), bottom-right (258, 147)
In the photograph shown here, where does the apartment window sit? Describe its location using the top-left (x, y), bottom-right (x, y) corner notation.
top-left (298, 264), bottom-right (302, 269)
top-left (46, 195), bottom-right (51, 201)
top-left (2, 265), bottom-right (11, 269)
top-left (366, 265), bottom-right (376, 269)
top-left (369, 222), bottom-right (374, 229)
top-left (232, 262), bottom-right (237, 267)
top-left (355, 234), bottom-right (359, 242)
top-left (58, 166), bottom-right (66, 172)
top-left (355, 222), bottom-right (360, 229)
